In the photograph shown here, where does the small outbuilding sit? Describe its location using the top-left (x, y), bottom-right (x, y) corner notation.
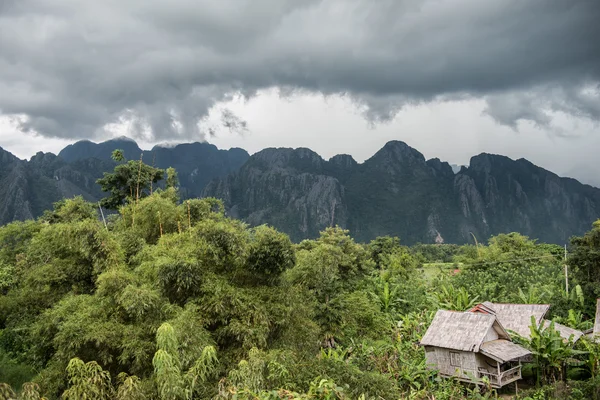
top-left (595, 299), bottom-right (600, 339)
top-left (420, 310), bottom-right (531, 388)
top-left (470, 302), bottom-right (584, 343)
top-left (586, 298), bottom-right (600, 342)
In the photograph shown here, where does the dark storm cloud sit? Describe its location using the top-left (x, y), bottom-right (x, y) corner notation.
top-left (0, 0), bottom-right (598, 141)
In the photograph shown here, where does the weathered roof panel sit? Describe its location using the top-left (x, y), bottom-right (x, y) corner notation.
top-left (420, 310), bottom-right (496, 352)
top-left (472, 303), bottom-right (550, 338)
top-left (542, 320), bottom-right (584, 343)
top-left (480, 339), bottom-right (531, 363)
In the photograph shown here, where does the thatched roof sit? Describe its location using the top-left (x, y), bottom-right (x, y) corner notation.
top-left (420, 310), bottom-right (508, 352)
top-left (542, 320), bottom-right (584, 343)
top-left (480, 340), bottom-right (531, 363)
top-left (470, 303), bottom-right (550, 338)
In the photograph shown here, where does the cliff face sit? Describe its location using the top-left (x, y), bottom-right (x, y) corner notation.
top-left (204, 141), bottom-right (600, 244)
top-left (204, 148), bottom-right (348, 242)
top-left (457, 154), bottom-right (600, 244)
top-left (0, 139), bottom-right (249, 225)
top-left (0, 148), bottom-right (109, 225)
top-left (2, 138), bottom-right (599, 244)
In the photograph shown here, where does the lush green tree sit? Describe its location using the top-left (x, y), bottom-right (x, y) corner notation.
top-left (165, 167), bottom-right (179, 190)
top-left (40, 197), bottom-right (97, 224)
top-left (0, 221), bottom-right (40, 295)
top-left (112, 149), bottom-right (125, 162)
top-left (367, 236), bottom-right (402, 268)
top-left (569, 220), bottom-right (600, 313)
top-left (244, 225), bottom-right (296, 284)
top-left (285, 228), bottom-right (381, 344)
top-left (3, 189), bottom-right (600, 399)
top-left (152, 323), bottom-right (218, 400)
top-left (61, 358), bottom-right (113, 400)
top-left (96, 157), bottom-right (164, 209)
top-left (451, 233), bottom-right (564, 306)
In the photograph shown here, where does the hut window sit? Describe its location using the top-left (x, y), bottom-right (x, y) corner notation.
top-left (450, 352), bottom-right (461, 367)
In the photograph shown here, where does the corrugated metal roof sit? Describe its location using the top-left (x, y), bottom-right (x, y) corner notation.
top-left (480, 340), bottom-right (531, 363)
top-left (420, 310), bottom-right (498, 352)
top-left (542, 320), bottom-right (584, 343)
top-left (471, 303), bottom-right (550, 338)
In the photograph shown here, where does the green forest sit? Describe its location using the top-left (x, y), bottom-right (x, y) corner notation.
top-left (1, 153), bottom-right (600, 400)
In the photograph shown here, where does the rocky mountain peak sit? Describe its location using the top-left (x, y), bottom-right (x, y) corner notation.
top-left (367, 140), bottom-right (426, 168)
top-left (0, 147), bottom-right (19, 166)
top-left (59, 138), bottom-right (143, 162)
top-left (204, 142), bottom-right (600, 244)
top-left (249, 147), bottom-right (324, 171)
top-left (426, 158), bottom-right (454, 177)
top-left (328, 154), bottom-right (357, 169)
top-left (468, 153), bottom-right (515, 174)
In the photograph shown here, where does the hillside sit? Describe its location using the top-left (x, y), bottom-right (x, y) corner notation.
top-left (204, 141), bottom-right (600, 244)
top-left (1, 138), bottom-right (598, 244)
top-left (0, 138), bottom-right (249, 225)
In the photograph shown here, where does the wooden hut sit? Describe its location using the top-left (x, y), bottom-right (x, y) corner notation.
top-left (586, 299), bottom-right (600, 341)
top-left (594, 299), bottom-right (600, 339)
top-left (420, 310), bottom-right (531, 388)
top-left (470, 302), bottom-right (584, 342)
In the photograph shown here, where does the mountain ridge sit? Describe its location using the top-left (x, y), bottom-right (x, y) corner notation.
top-left (203, 141), bottom-right (600, 244)
top-left (0, 139), bottom-right (598, 244)
top-left (0, 139), bottom-right (249, 225)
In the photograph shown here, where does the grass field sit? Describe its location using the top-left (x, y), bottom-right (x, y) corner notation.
top-left (420, 262), bottom-right (462, 280)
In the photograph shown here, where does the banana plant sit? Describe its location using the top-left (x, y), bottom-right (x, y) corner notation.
top-left (432, 284), bottom-right (479, 311)
top-left (513, 316), bottom-right (585, 386)
top-left (579, 337), bottom-right (600, 378)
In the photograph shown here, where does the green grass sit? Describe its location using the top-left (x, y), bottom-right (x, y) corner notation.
top-left (420, 262), bottom-right (461, 281)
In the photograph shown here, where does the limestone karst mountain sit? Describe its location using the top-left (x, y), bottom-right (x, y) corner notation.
top-left (1, 138), bottom-right (598, 244)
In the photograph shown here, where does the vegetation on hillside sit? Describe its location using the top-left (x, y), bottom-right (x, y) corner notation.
top-left (1, 156), bottom-right (599, 399)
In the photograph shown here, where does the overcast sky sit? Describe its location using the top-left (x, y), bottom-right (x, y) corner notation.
top-left (1, 0), bottom-right (599, 185)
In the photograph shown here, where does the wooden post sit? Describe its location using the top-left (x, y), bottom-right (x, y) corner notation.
top-left (497, 362), bottom-right (501, 385)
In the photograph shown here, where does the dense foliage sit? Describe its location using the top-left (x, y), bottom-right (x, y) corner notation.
top-left (1, 159), bottom-right (599, 399)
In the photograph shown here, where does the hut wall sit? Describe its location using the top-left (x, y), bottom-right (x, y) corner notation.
top-left (484, 325), bottom-right (500, 342)
top-left (424, 346), bottom-right (437, 368)
top-left (426, 347), bottom-right (479, 379)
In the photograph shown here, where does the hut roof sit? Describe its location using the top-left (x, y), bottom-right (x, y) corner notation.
top-left (470, 303), bottom-right (550, 338)
top-left (420, 310), bottom-right (508, 352)
top-left (480, 340), bottom-right (531, 363)
top-left (470, 301), bottom-right (496, 315)
top-left (542, 320), bottom-right (584, 343)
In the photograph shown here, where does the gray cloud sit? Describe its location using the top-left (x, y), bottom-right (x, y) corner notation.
top-left (0, 0), bottom-right (599, 141)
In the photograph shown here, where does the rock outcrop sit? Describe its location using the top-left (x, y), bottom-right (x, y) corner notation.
top-left (0, 139), bottom-right (249, 225)
top-left (204, 141), bottom-right (600, 244)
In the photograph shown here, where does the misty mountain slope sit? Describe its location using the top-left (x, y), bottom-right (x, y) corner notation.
top-left (148, 142), bottom-right (249, 198)
top-left (1, 138), bottom-right (599, 244)
top-left (0, 148), bottom-right (109, 225)
top-left (457, 154), bottom-right (600, 244)
top-left (59, 137), bottom-right (249, 199)
top-left (204, 141), bottom-right (600, 244)
top-left (204, 148), bottom-right (349, 242)
top-left (58, 136), bottom-right (143, 162)
top-left (340, 142), bottom-right (464, 243)
top-left (0, 139), bottom-right (249, 225)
